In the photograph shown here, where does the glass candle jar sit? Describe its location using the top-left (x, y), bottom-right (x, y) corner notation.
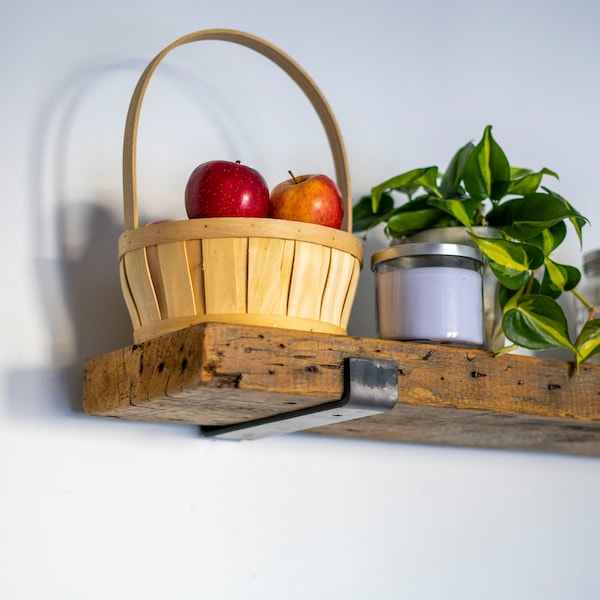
top-left (371, 243), bottom-right (484, 347)
top-left (393, 226), bottom-right (503, 350)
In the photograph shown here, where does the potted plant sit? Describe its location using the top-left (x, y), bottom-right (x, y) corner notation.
top-left (354, 125), bottom-right (600, 369)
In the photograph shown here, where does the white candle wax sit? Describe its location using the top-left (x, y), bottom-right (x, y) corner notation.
top-left (376, 265), bottom-right (483, 346)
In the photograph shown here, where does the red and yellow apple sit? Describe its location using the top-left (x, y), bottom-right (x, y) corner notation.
top-left (269, 172), bottom-right (344, 229)
top-left (185, 160), bottom-right (270, 218)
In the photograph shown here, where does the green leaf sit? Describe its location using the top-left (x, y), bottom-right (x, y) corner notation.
top-left (510, 167), bottom-right (532, 180)
top-left (371, 167), bottom-right (441, 213)
top-left (386, 207), bottom-right (446, 238)
top-left (540, 258), bottom-right (581, 297)
top-left (463, 125), bottom-right (511, 202)
top-left (427, 197), bottom-right (480, 229)
top-left (487, 263), bottom-right (530, 290)
top-left (487, 192), bottom-right (582, 239)
top-left (526, 221), bottom-right (567, 255)
top-left (469, 235), bottom-right (544, 289)
top-left (502, 295), bottom-right (577, 352)
top-left (439, 142), bottom-right (474, 197)
top-left (499, 280), bottom-right (545, 313)
top-left (576, 319), bottom-right (600, 366)
top-left (498, 284), bottom-right (525, 312)
top-left (542, 187), bottom-right (589, 247)
top-left (352, 193), bottom-right (394, 233)
top-left (508, 167), bottom-right (559, 195)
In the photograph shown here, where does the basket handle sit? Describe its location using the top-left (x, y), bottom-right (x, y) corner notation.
top-left (123, 28), bottom-right (352, 232)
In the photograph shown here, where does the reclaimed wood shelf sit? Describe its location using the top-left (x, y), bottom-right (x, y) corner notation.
top-left (83, 322), bottom-right (600, 456)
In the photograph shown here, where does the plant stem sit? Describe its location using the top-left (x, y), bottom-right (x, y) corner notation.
top-left (525, 271), bottom-right (537, 295)
top-left (571, 289), bottom-right (596, 322)
top-left (572, 288), bottom-right (592, 309)
top-left (493, 343), bottom-right (519, 356)
top-left (288, 170), bottom-right (299, 185)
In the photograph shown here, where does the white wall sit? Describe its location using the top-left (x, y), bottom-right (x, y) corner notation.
top-left (2, 1), bottom-right (600, 598)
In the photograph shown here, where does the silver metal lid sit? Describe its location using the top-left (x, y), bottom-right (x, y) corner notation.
top-left (583, 249), bottom-right (600, 275)
top-left (371, 242), bottom-right (484, 269)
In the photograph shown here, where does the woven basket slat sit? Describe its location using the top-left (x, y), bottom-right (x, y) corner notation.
top-left (319, 248), bottom-right (356, 325)
top-left (247, 237), bottom-right (294, 315)
top-left (123, 247), bottom-right (161, 324)
top-left (119, 260), bottom-right (142, 329)
top-left (184, 239), bottom-right (206, 316)
top-left (156, 241), bottom-right (197, 318)
top-left (287, 241), bottom-right (331, 321)
top-left (339, 260), bottom-right (361, 330)
top-left (144, 246), bottom-right (165, 317)
top-left (202, 237), bottom-right (248, 314)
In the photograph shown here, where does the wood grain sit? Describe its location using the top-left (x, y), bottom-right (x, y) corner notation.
top-left (82, 322), bottom-right (600, 456)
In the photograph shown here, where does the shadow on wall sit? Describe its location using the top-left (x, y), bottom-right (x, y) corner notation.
top-left (7, 204), bottom-right (132, 421)
top-left (8, 50), bottom-right (256, 421)
top-left (9, 204), bottom-right (133, 420)
top-left (42, 204), bottom-right (134, 414)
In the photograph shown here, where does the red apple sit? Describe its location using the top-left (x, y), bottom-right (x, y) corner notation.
top-left (185, 160), bottom-right (270, 218)
top-left (269, 172), bottom-right (344, 229)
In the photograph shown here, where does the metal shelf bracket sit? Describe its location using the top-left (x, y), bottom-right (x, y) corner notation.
top-left (200, 357), bottom-right (398, 441)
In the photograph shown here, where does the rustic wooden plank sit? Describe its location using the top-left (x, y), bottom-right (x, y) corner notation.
top-left (82, 322), bottom-right (600, 455)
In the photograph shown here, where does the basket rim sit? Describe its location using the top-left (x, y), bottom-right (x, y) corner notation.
top-left (119, 217), bottom-right (364, 263)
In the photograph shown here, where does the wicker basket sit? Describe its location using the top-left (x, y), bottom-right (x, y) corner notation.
top-left (119, 29), bottom-right (363, 344)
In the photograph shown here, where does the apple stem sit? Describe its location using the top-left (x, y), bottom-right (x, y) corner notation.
top-left (288, 170), bottom-right (299, 184)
